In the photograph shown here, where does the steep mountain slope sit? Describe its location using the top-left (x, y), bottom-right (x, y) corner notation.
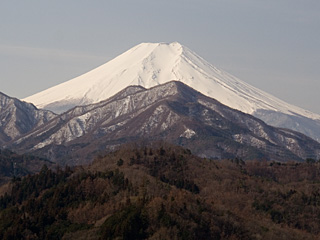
top-left (22, 42), bottom-right (320, 141)
top-left (14, 82), bottom-right (320, 165)
top-left (0, 92), bottom-right (56, 143)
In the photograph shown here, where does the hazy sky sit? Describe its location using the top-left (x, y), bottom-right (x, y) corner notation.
top-left (1, 0), bottom-right (319, 114)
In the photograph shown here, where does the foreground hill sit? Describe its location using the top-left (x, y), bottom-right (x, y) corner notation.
top-left (12, 81), bottom-right (320, 165)
top-left (0, 144), bottom-right (319, 239)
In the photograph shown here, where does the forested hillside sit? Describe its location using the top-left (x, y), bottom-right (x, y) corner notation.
top-left (0, 149), bottom-right (54, 185)
top-left (0, 143), bottom-right (319, 239)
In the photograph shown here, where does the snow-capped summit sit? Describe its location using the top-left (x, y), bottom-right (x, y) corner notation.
top-left (23, 42), bottom-right (319, 118)
top-left (23, 42), bottom-right (320, 141)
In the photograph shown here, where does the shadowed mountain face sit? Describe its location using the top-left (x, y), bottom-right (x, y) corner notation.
top-left (0, 92), bottom-right (56, 143)
top-left (10, 81), bottom-right (320, 165)
top-left (0, 149), bottom-right (54, 185)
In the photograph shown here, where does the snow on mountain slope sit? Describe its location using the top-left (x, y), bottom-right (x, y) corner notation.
top-left (14, 82), bottom-right (320, 164)
top-left (23, 42), bottom-right (320, 122)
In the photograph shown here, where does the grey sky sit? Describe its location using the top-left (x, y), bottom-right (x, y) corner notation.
top-left (1, 0), bottom-right (319, 113)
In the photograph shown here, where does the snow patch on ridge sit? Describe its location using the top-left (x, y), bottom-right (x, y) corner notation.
top-left (180, 128), bottom-right (196, 139)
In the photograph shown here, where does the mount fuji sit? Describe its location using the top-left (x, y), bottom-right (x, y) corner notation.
top-left (23, 42), bottom-right (320, 141)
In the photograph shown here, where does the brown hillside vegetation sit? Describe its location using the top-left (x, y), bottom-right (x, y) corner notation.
top-left (0, 143), bottom-right (319, 239)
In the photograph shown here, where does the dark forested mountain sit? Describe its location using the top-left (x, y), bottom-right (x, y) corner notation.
top-left (0, 92), bottom-right (56, 143)
top-left (10, 81), bottom-right (320, 165)
top-left (0, 149), bottom-right (54, 185)
top-left (0, 144), bottom-right (320, 239)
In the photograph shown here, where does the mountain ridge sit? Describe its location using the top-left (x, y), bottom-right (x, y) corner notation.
top-left (12, 81), bottom-right (320, 165)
